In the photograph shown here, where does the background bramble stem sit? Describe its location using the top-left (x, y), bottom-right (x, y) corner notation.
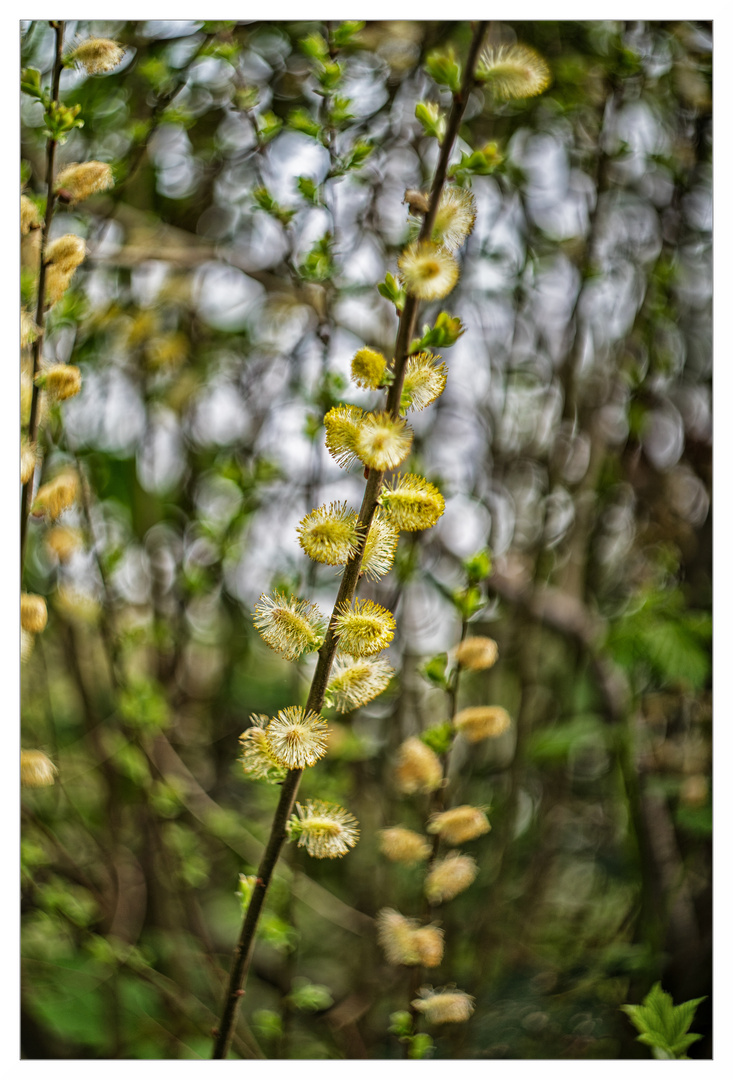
top-left (20, 19), bottom-right (65, 576)
top-left (211, 20), bottom-right (488, 1060)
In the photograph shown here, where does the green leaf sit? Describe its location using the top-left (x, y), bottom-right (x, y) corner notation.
top-left (415, 100), bottom-right (446, 140)
top-left (420, 653), bottom-right (449, 689)
top-left (288, 978), bottom-right (334, 1012)
top-left (421, 721), bottom-right (454, 756)
top-left (256, 110), bottom-right (283, 143)
top-left (621, 982), bottom-right (706, 1059)
top-left (253, 186), bottom-right (295, 225)
top-left (331, 21), bottom-right (365, 48)
top-left (451, 585), bottom-right (484, 619)
top-left (298, 234), bottom-right (334, 282)
top-left (377, 272), bottom-right (406, 312)
top-left (253, 1009), bottom-right (283, 1040)
top-left (300, 32), bottom-right (329, 62)
top-left (43, 101), bottom-right (84, 143)
top-left (317, 61), bottom-right (343, 91)
top-left (233, 85), bottom-right (260, 111)
top-left (21, 66), bottom-right (44, 100)
top-left (463, 547), bottom-right (492, 583)
top-left (388, 1010), bottom-right (413, 1038)
top-left (425, 48), bottom-right (462, 94)
top-left (408, 1033), bottom-right (434, 1059)
top-left (287, 107), bottom-right (321, 139)
top-left (448, 142), bottom-right (504, 181)
top-left (344, 141), bottom-right (372, 171)
top-left (330, 94), bottom-right (355, 128)
top-left (297, 175), bottom-right (319, 204)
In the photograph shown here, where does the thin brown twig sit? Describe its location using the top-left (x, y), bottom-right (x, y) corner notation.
top-left (211, 21), bottom-right (487, 1059)
top-left (20, 20), bottom-right (65, 575)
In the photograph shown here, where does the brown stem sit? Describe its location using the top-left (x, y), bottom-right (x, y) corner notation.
top-left (20, 19), bottom-right (65, 576)
top-left (212, 21), bottom-right (487, 1059)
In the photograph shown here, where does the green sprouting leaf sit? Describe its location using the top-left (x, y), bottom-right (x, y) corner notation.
top-left (299, 234), bottom-right (334, 282)
top-left (451, 585), bottom-right (484, 619)
top-left (331, 21), bottom-right (365, 48)
top-left (330, 94), bottom-right (355, 127)
top-left (253, 186), bottom-right (295, 225)
top-left (233, 85), bottom-right (260, 111)
top-left (287, 107), bottom-right (321, 139)
top-left (297, 176), bottom-right (320, 204)
top-left (408, 1033), bottom-right (435, 1059)
top-left (317, 61), bottom-right (343, 91)
top-left (256, 110), bottom-right (283, 143)
top-left (300, 32), bottom-right (329, 62)
top-left (344, 141), bottom-right (372, 170)
top-left (421, 721), bottom-right (454, 756)
top-left (420, 653), bottom-right (449, 689)
top-left (288, 978), bottom-right (334, 1012)
top-left (448, 142), bottom-right (504, 181)
top-left (252, 1009), bottom-right (283, 1040)
top-left (463, 547), bottom-right (492, 583)
top-left (388, 1011), bottom-right (413, 1038)
top-left (260, 912), bottom-right (299, 953)
top-left (377, 271), bottom-right (406, 311)
top-left (410, 312), bottom-right (465, 353)
top-left (621, 982), bottom-right (706, 1060)
top-left (21, 66), bottom-right (44, 100)
top-left (43, 101), bottom-right (84, 143)
top-left (425, 48), bottom-right (462, 94)
top-left (415, 100), bottom-right (446, 140)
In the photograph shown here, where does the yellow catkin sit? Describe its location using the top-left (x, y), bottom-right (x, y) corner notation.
top-left (21, 439), bottom-right (37, 485)
top-left (376, 909), bottom-right (444, 968)
top-left (56, 161), bottom-right (114, 202)
top-left (378, 826), bottom-right (432, 864)
top-left (265, 707), bottom-right (329, 769)
top-left (398, 241), bottom-right (459, 301)
top-left (351, 347), bottom-right (388, 390)
top-left (432, 187), bottom-right (476, 251)
top-left (21, 194), bottom-right (42, 234)
top-left (333, 598), bottom-right (396, 656)
top-left (394, 736), bottom-right (443, 795)
top-left (40, 365), bottom-right (82, 402)
top-left (425, 852), bottom-right (478, 903)
top-left (427, 805), bottom-right (490, 845)
top-left (70, 37), bottom-right (125, 75)
top-left (288, 800), bottom-right (359, 858)
top-left (45, 526), bottom-right (83, 563)
top-left (32, 473), bottom-right (78, 520)
top-left (453, 705), bottom-right (511, 743)
top-left (353, 412), bottom-right (413, 471)
top-left (21, 593), bottom-right (48, 634)
top-left (454, 636), bottom-right (499, 671)
top-left (477, 43), bottom-right (551, 100)
top-left (412, 988), bottom-right (475, 1024)
top-left (21, 749), bottom-right (57, 787)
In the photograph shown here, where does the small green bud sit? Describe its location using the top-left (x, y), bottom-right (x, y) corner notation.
top-left (287, 108), bottom-right (321, 139)
top-left (421, 722), bottom-right (454, 756)
top-left (425, 49), bottom-right (462, 93)
top-left (420, 653), bottom-right (449, 689)
top-left (463, 548), bottom-right (492, 583)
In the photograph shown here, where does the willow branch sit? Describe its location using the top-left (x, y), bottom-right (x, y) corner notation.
top-left (212, 21), bottom-right (487, 1059)
top-left (20, 19), bottom-right (65, 575)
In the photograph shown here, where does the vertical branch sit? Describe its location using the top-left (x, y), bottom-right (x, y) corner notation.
top-left (212, 20), bottom-right (487, 1060)
top-left (21, 20), bottom-right (65, 575)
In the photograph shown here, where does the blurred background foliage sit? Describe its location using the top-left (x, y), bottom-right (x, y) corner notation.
top-left (20, 18), bottom-right (711, 1060)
